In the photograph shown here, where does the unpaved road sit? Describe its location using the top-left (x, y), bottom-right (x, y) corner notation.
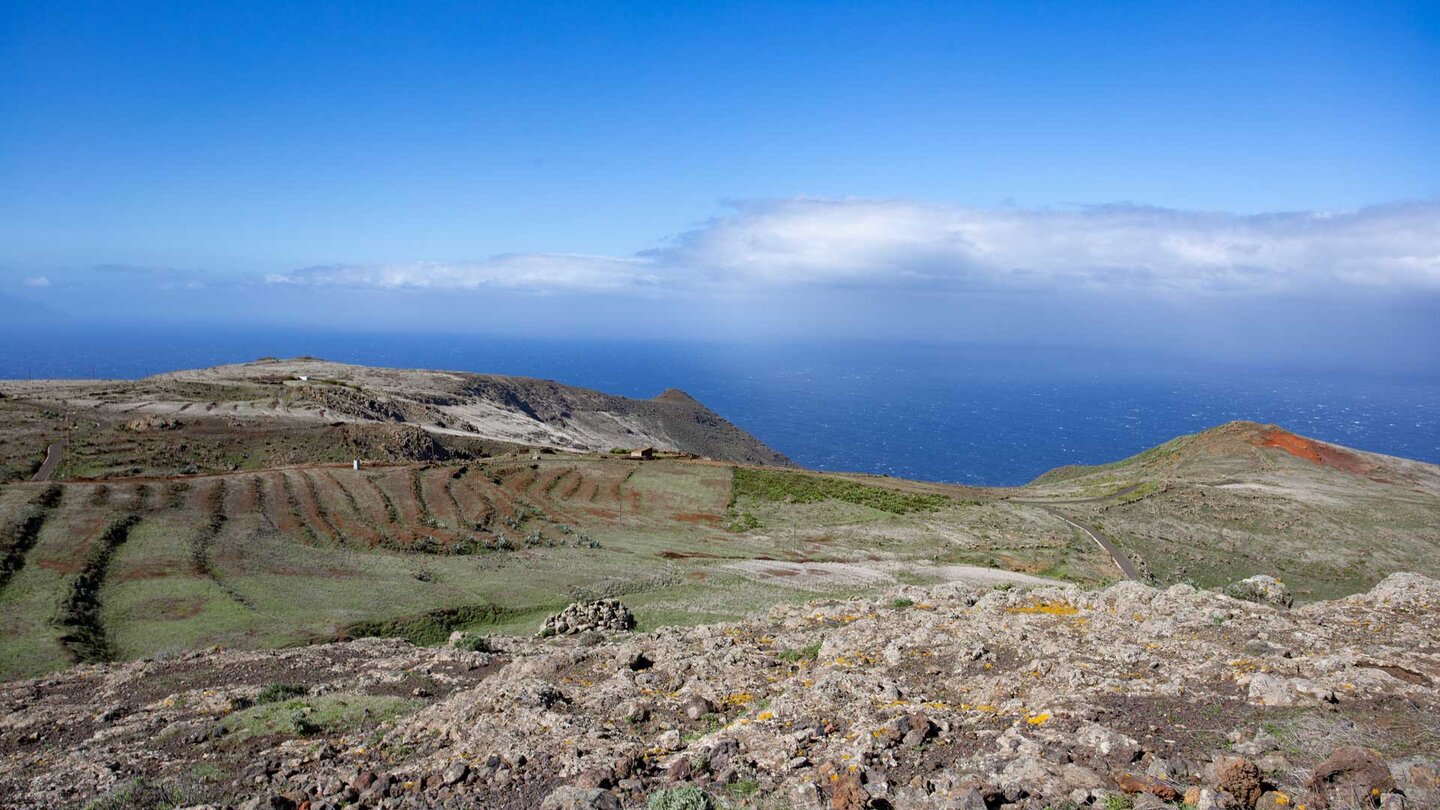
top-left (31, 440), bottom-right (65, 482)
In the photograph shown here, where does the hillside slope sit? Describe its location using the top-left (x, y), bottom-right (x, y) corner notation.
top-left (0, 414), bottom-right (1437, 683)
top-left (0, 358), bottom-right (791, 469)
top-left (1022, 421), bottom-right (1440, 599)
top-left (2, 574), bottom-right (1436, 809)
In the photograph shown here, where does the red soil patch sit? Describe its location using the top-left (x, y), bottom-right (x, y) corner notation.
top-left (531, 468), bottom-right (570, 498)
top-left (580, 478), bottom-right (601, 503)
top-left (505, 469), bottom-right (539, 494)
top-left (1253, 428), bottom-right (1369, 475)
top-left (687, 571), bottom-right (707, 580)
top-left (556, 470), bottom-right (585, 500)
top-left (419, 469), bottom-right (464, 526)
top-left (673, 511), bottom-right (722, 526)
top-left (448, 470), bottom-right (497, 527)
top-left (371, 470), bottom-right (423, 525)
top-left (229, 476), bottom-right (260, 523)
top-left (332, 473), bottom-right (392, 530)
top-left (260, 474), bottom-right (306, 537)
top-left (289, 471), bottom-right (341, 543)
top-left (312, 473), bottom-right (384, 545)
top-left (37, 559), bottom-right (86, 575)
top-left (765, 567), bottom-right (801, 577)
top-left (116, 561), bottom-right (189, 581)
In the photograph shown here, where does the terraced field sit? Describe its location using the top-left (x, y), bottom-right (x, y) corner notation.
top-left (2, 457), bottom-right (1103, 680)
top-left (5, 418), bottom-right (1435, 682)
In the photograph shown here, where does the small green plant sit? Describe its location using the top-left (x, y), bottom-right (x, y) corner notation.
top-left (82, 776), bottom-right (208, 810)
top-left (220, 694), bottom-right (420, 739)
top-left (682, 713), bottom-right (726, 743)
top-left (255, 683), bottom-right (308, 704)
top-left (1102, 796), bottom-right (1133, 810)
top-left (726, 779), bottom-right (761, 798)
top-left (891, 597), bottom-right (914, 609)
top-left (648, 785), bottom-right (715, 810)
top-left (454, 632), bottom-right (491, 653)
top-left (727, 511), bottom-right (762, 532)
top-left (776, 642), bottom-right (822, 662)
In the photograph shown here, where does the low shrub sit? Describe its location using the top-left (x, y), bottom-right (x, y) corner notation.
top-left (454, 632), bottom-right (491, 652)
top-left (255, 683), bottom-right (307, 704)
top-left (647, 786), bottom-right (715, 810)
top-left (776, 642), bottom-right (822, 662)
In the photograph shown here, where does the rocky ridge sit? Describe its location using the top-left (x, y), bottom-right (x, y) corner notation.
top-left (1, 575), bottom-right (1437, 809)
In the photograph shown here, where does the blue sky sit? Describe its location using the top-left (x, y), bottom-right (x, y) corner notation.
top-left (1, 1), bottom-right (1437, 362)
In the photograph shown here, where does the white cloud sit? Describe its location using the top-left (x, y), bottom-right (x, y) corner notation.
top-left (22, 275), bottom-right (50, 287)
top-left (267, 254), bottom-right (665, 292)
top-left (266, 199), bottom-right (1440, 295)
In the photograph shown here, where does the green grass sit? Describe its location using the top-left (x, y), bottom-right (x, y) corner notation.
top-left (218, 694), bottom-right (421, 739)
top-left (648, 786), bottom-right (716, 809)
top-left (345, 602), bottom-right (514, 646)
top-left (731, 468), bottom-right (950, 514)
top-left (3, 424), bottom-right (1425, 682)
top-left (776, 642), bottom-right (821, 662)
top-left (726, 779), bottom-right (761, 798)
top-left (452, 631), bottom-right (491, 652)
top-left (255, 683), bottom-right (307, 704)
top-left (82, 776), bottom-right (217, 810)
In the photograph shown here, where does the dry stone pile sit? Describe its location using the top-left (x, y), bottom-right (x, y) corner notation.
top-left (541, 598), bottom-right (636, 636)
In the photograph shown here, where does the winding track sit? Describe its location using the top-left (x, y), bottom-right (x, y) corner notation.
top-left (1042, 508), bottom-right (1140, 580)
top-left (32, 440), bottom-right (65, 482)
top-left (1008, 485), bottom-right (1143, 580)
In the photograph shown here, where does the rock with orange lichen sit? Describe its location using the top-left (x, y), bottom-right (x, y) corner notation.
top-left (2, 574), bottom-right (1437, 809)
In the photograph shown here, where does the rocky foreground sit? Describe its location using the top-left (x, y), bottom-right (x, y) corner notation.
top-left (3, 576), bottom-right (1438, 810)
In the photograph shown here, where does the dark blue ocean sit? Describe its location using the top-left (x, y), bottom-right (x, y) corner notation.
top-left (2, 327), bottom-right (1437, 486)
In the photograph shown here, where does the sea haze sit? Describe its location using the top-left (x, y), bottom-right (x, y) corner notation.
top-left (2, 327), bottom-right (1436, 487)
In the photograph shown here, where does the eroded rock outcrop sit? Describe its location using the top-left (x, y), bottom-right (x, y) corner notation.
top-left (1, 575), bottom-right (1436, 809)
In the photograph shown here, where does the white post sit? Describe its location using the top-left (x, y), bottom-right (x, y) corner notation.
top-left (353, 459), bottom-right (360, 471)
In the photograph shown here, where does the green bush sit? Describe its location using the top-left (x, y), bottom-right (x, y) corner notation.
top-left (344, 602), bottom-right (509, 646)
top-left (891, 597), bottom-right (915, 609)
top-left (454, 632), bottom-right (491, 652)
top-left (647, 786), bottom-right (715, 810)
top-left (727, 511), bottom-right (762, 532)
top-left (731, 468), bottom-right (949, 514)
top-left (220, 694), bottom-right (421, 739)
top-left (776, 642), bottom-right (821, 662)
top-left (255, 683), bottom-right (307, 704)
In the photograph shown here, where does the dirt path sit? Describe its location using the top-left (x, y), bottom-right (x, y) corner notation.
top-left (31, 440), bottom-right (65, 482)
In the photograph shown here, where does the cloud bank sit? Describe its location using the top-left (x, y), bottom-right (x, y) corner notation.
top-left (267, 199), bottom-right (1440, 296)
